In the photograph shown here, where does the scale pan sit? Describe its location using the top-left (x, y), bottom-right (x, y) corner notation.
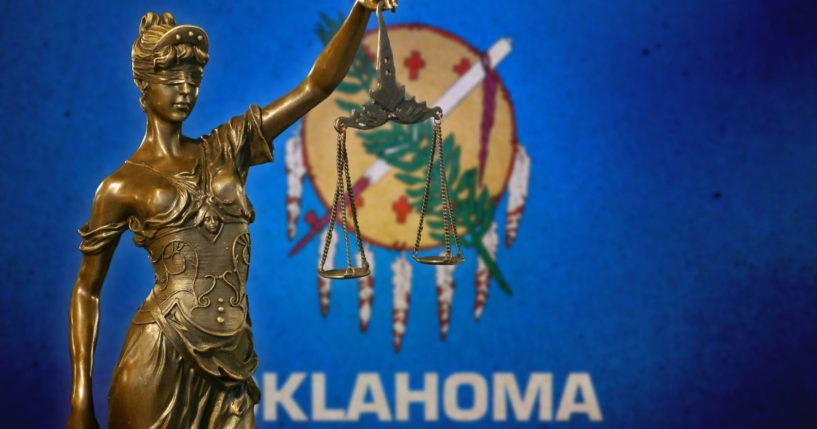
top-left (413, 255), bottom-right (465, 265)
top-left (318, 267), bottom-right (371, 280)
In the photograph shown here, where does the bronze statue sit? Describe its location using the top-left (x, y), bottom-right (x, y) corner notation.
top-left (68, 1), bottom-right (397, 428)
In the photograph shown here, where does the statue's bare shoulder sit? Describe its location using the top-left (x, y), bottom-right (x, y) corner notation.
top-left (87, 163), bottom-right (167, 227)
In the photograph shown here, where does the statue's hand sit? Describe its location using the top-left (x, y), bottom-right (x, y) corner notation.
top-left (358, 0), bottom-right (398, 12)
top-left (67, 402), bottom-right (100, 429)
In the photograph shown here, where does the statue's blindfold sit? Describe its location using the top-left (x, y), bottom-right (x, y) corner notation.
top-left (147, 68), bottom-right (203, 86)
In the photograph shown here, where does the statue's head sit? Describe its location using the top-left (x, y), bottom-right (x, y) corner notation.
top-left (132, 12), bottom-right (209, 123)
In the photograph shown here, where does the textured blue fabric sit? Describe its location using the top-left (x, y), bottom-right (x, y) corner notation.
top-left (1, 0), bottom-right (816, 427)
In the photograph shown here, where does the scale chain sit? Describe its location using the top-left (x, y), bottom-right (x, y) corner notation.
top-left (435, 118), bottom-right (452, 258)
top-left (413, 121), bottom-right (438, 259)
top-left (319, 125), bottom-right (369, 277)
top-left (341, 127), bottom-right (369, 269)
top-left (338, 127), bottom-right (353, 272)
top-left (320, 129), bottom-right (345, 272)
top-left (436, 117), bottom-right (463, 257)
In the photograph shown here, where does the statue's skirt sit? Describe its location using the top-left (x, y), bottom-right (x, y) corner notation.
top-left (107, 322), bottom-right (259, 429)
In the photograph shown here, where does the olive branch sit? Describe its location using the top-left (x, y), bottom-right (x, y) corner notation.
top-left (316, 15), bottom-right (511, 295)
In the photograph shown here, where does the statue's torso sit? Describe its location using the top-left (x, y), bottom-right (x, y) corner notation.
top-left (122, 140), bottom-right (255, 336)
top-left (78, 107), bottom-right (272, 382)
top-left (122, 137), bottom-right (261, 382)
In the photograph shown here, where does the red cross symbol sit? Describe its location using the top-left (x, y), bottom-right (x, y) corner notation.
top-left (404, 51), bottom-right (426, 81)
top-left (453, 57), bottom-right (471, 76)
top-left (392, 196), bottom-right (412, 223)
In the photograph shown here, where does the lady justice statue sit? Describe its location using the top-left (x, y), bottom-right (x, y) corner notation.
top-left (68, 1), bottom-right (397, 428)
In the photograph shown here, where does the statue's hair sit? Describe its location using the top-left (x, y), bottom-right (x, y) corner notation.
top-left (131, 12), bottom-right (209, 90)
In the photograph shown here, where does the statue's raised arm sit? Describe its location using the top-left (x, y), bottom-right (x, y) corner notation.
top-left (259, 0), bottom-right (398, 140)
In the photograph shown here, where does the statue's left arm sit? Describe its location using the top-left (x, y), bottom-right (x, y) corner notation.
top-left (259, 0), bottom-right (396, 140)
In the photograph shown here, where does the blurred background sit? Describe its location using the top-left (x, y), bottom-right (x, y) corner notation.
top-left (0, 0), bottom-right (816, 427)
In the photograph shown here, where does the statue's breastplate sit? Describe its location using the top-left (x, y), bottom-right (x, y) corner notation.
top-left (141, 222), bottom-right (251, 335)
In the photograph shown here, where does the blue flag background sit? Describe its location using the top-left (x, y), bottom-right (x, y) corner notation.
top-left (1, 0), bottom-right (816, 427)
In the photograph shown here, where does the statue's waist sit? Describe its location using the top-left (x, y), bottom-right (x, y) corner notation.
top-left (133, 285), bottom-right (249, 335)
top-left (132, 222), bottom-right (252, 335)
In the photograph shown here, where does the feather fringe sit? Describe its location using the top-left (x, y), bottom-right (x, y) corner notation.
top-left (285, 124), bottom-right (306, 240)
top-left (475, 222), bottom-right (499, 321)
top-left (357, 244), bottom-right (374, 332)
top-left (391, 254), bottom-right (412, 352)
top-left (317, 227), bottom-right (337, 317)
top-left (505, 145), bottom-right (530, 248)
top-left (436, 264), bottom-right (456, 340)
